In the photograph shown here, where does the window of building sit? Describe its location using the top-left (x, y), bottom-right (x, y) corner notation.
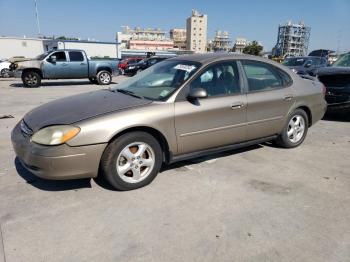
top-left (241, 60), bottom-right (283, 92)
top-left (69, 51), bottom-right (84, 62)
top-left (190, 61), bottom-right (240, 97)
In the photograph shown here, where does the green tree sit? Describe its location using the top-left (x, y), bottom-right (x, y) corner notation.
top-left (243, 41), bottom-right (263, 56)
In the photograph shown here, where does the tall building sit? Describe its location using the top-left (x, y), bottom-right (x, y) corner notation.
top-left (273, 21), bottom-right (311, 57)
top-left (186, 10), bottom-right (207, 53)
top-left (170, 28), bottom-right (187, 50)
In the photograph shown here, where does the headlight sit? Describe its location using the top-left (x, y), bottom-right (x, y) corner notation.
top-left (291, 68), bottom-right (298, 73)
top-left (31, 125), bottom-right (80, 145)
top-left (128, 66), bottom-right (135, 69)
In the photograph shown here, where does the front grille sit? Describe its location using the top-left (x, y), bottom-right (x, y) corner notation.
top-left (20, 120), bottom-right (34, 136)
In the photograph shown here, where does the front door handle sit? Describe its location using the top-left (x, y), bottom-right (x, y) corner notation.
top-left (61, 63), bottom-right (68, 66)
top-left (80, 63), bottom-right (86, 65)
top-left (231, 102), bottom-right (244, 109)
top-left (284, 95), bottom-right (294, 101)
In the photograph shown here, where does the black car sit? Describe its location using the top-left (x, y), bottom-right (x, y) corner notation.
top-left (316, 52), bottom-right (350, 113)
top-left (124, 57), bottom-right (168, 76)
top-left (282, 56), bottom-right (328, 76)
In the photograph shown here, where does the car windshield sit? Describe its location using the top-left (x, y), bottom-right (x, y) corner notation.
top-left (35, 51), bottom-right (51, 60)
top-left (332, 53), bottom-right (350, 67)
top-left (111, 60), bottom-right (201, 101)
top-left (282, 58), bottom-right (306, 66)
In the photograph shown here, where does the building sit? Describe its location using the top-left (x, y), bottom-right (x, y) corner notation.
top-left (233, 38), bottom-right (249, 54)
top-left (186, 10), bottom-right (208, 53)
top-left (0, 36), bottom-right (118, 59)
top-left (170, 28), bottom-right (187, 50)
top-left (209, 31), bottom-right (231, 52)
top-left (273, 21), bottom-right (311, 58)
top-left (116, 26), bottom-right (174, 52)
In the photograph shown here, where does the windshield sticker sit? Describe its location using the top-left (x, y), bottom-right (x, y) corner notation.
top-left (159, 90), bottom-right (170, 97)
top-left (174, 64), bottom-right (196, 73)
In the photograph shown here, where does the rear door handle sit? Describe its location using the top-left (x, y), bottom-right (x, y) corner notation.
top-left (284, 95), bottom-right (294, 101)
top-left (80, 63), bottom-right (86, 65)
top-left (231, 102), bottom-right (244, 109)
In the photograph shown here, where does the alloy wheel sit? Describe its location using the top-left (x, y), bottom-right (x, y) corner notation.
top-left (287, 115), bottom-right (305, 143)
top-left (116, 142), bottom-right (155, 183)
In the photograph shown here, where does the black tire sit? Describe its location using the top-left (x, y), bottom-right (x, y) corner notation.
top-left (100, 131), bottom-right (163, 191)
top-left (275, 109), bottom-right (309, 148)
top-left (88, 77), bottom-right (98, 84)
top-left (96, 70), bottom-right (112, 85)
top-left (1, 68), bottom-right (10, 78)
top-left (22, 71), bottom-right (41, 88)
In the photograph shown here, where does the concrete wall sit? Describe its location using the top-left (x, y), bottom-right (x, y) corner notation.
top-left (0, 37), bottom-right (45, 59)
top-left (57, 41), bottom-right (117, 58)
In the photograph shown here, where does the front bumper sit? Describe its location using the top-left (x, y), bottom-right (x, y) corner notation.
top-left (11, 121), bottom-right (107, 180)
top-left (14, 70), bottom-right (22, 78)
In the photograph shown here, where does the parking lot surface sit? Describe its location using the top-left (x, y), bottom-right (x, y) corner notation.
top-left (0, 77), bottom-right (350, 262)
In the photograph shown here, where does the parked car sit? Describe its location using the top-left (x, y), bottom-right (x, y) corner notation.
top-left (124, 57), bottom-right (169, 76)
top-left (316, 52), bottom-right (350, 113)
top-left (11, 54), bottom-right (326, 190)
top-left (282, 56), bottom-right (328, 76)
top-left (10, 49), bottom-right (118, 87)
top-left (0, 59), bottom-right (11, 78)
top-left (118, 57), bottom-right (143, 75)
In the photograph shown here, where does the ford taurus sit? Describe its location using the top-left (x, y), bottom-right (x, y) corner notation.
top-left (12, 54), bottom-right (327, 190)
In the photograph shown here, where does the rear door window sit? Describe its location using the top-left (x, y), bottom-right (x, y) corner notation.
top-left (69, 51), bottom-right (84, 62)
top-left (241, 60), bottom-right (283, 92)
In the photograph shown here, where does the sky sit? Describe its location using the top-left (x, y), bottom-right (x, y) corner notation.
top-left (0, 0), bottom-right (349, 52)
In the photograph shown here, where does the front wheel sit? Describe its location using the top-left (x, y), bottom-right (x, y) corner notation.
top-left (100, 132), bottom-right (163, 191)
top-left (275, 109), bottom-right (309, 148)
top-left (22, 71), bottom-right (41, 88)
top-left (96, 70), bottom-right (112, 85)
top-left (1, 68), bottom-right (10, 78)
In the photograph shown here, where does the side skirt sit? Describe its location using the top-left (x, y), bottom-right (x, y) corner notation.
top-left (168, 135), bottom-right (278, 164)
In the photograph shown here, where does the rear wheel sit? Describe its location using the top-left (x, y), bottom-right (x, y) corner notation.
top-left (275, 109), bottom-right (308, 148)
top-left (22, 71), bottom-right (41, 88)
top-left (96, 70), bottom-right (112, 85)
top-left (100, 132), bottom-right (163, 191)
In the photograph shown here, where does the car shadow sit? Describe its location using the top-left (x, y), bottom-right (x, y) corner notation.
top-left (10, 81), bottom-right (117, 88)
top-left (14, 157), bottom-right (92, 191)
top-left (322, 112), bottom-right (350, 122)
top-left (162, 144), bottom-right (263, 172)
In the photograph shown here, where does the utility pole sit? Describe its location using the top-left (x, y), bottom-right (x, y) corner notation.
top-left (34, 0), bottom-right (41, 36)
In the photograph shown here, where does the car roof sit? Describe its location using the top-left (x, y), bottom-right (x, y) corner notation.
top-left (167, 53), bottom-right (280, 66)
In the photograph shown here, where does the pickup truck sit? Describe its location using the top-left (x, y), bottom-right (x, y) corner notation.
top-left (10, 49), bottom-right (118, 87)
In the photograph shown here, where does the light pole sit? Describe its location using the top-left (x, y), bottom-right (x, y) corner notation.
top-left (34, 0), bottom-right (41, 36)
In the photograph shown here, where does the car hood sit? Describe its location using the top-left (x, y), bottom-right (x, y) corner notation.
top-left (24, 89), bottom-right (152, 131)
top-left (15, 60), bottom-right (41, 70)
top-left (316, 66), bottom-right (350, 76)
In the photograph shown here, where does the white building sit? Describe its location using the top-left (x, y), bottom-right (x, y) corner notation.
top-left (186, 10), bottom-right (208, 53)
top-left (0, 37), bottom-right (118, 59)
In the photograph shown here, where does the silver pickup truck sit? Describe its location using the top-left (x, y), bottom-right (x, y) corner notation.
top-left (10, 49), bottom-right (118, 87)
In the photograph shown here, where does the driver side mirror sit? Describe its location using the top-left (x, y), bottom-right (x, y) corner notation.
top-left (188, 87), bottom-right (208, 99)
top-left (49, 55), bottom-right (57, 63)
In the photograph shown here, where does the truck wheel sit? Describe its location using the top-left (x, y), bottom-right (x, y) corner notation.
top-left (1, 69), bottom-right (10, 78)
top-left (97, 70), bottom-right (112, 85)
top-left (22, 71), bottom-right (41, 88)
top-left (89, 77), bottom-right (98, 84)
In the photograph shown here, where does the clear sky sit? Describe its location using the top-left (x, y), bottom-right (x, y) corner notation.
top-left (0, 0), bottom-right (349, 52)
